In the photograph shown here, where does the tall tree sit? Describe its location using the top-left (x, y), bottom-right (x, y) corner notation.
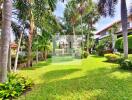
top-left (64, 0), bottom-right (78, 43)
top-left (27, 0), bottom-right (58, 66)
top-left (0, 0), bottom-right (12, 82)
top-left (121, 0), bottom-right (128, 58)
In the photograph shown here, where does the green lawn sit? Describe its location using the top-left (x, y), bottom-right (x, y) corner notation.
top-left (18, 55), bottom-right (132, 100)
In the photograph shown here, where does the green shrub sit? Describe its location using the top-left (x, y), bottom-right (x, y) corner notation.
top-left (115, 38), bottom-right (122, 50)
top-left (82, 51), bottom-right (89, 58)
top-left (104, 53), bottom-right (120, 62)
top-left (128, 54), bottom-right (132, 61)
top-left (96, 45), bottom-right (105, 56)
top-left (74, 49), bottom-right (89, 59)
top-left (47, 53), bottom-right (52, 58)
top-left (0, 73), bottom-right (33, 99)
top-left (119, 59), bottom-right (132, 70)
top-left (115, 35), bottom-right (132, 51)
top-left (96, 36), bottom-right (112, 56)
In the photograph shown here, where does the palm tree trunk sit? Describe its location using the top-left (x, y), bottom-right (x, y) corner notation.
top-left (0, 0), bottom-right (12, 83)
top-left (81, 15), bottom-right (84, 51)
top-left (36, 36), bottom-right (38, 63)
top-left (121, 0), bottom-right (128, 59)
top-left (87, 33), bottom-right (90, 53)
top-left (14, 33), bottom-right (23, 72)
top-left (7, 44), bottom-right (11, 72)
top-left (27, 0), bottom-right (34, 67)
top-left (27, 16), bottom-right (34, 67)
top-left (73, 25), bottom-right (76, 42)
top-left (36, 49), bottom-right (38, 63)
top-left (72, 25), bottom-right (76, 56)
top-left (52, 36), bottom-right (56, 56)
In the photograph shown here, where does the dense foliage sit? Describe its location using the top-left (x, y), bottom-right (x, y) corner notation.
top-left (96, 36), bottom-right (112, 56)
top-left (119, 59), bottom-right (132, 70)
top-left (74, 49), bottom-right (89, 59)
top-left (0, 73), bottom-right (33, 99)
top-left (115, 35), bottom-right (132, 52)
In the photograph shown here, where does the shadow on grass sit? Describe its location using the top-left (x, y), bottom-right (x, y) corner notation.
top-left (22, 66), bottom-right (132, 100)
top-left (102, 60), bottom-right (119, 64)
top-left (91, 55), bottom-right (104, 58)
top-left (21, 59), bottom-right (52, 70)
top-left (41, 69), bottom-right (81, 81)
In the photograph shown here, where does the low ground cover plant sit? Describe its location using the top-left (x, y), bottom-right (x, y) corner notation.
top-left (0, 73), bottom-right (33, 99)
top-left (104, 53), bottom-right (120, 62)
top-left (119, 58), bottom-right (132, 70)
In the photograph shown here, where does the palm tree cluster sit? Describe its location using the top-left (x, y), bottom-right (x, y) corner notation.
top-left (63, 0), bottom-right (131, 58)
top-left (0, 0), bottom-right (61, 83)
top-left (63, 0), bottom-right (100, 52)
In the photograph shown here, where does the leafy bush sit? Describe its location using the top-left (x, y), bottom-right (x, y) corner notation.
top-left (115, 35), bottom-right (132, 52)
top-left (47, 53), bottom-right (52, 58)
top-left (96, 45), bottom-right (105, 56)
top-left (115, 38), bottom-right (122, 50)
top-left (74, 49), bottom-right (88, 59)
top-left (82, 51), bottom-right (89, 58)
top-left (128, 54), bottom-right (132, 61)
top-left (96, 36), bottom-right (112, 56)
top-left (119, 59), bottom-right (132, 70)
top-left (0, 73), bottom-right (33, 99)
top-left (104, 53), bottom-right (120, 62)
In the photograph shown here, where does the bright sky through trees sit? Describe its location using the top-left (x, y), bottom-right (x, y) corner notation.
top-left (54, 0), bottom-right (132, 32)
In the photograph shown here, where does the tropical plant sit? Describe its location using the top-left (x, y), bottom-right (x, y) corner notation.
top-left (0, 73), bottom-right (33, 99)
top-left (64, 0), bottom-right (79, 43)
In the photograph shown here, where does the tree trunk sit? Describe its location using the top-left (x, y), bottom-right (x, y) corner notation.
top-left (14, 33), bottom-right (23, 72)
top-left (73, 25), bottom-right (76, 43)
top-left (121, 0), bottom-right (128, 59)
top-left (36, 49), bottom-right (38, 63)
top-left (27, 0), bottom-right (34, 67)
top-left (81, 15), bottom-right (84, 51)
top-left (0, 0), bottom-right (12, 83)
top-left (27, 24), bottom-right (34, 67)
top-left (87, 33), bottom-right (90, 53)
top-left (44, 50), bottom-right (47, 60)
top-left (52, 36), bottom-right (56, 56)
top-left (7, 44), bottom-right (11, 72)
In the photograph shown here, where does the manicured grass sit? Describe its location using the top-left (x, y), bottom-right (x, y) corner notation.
top-left (18, 55), bottom-right (132, 100)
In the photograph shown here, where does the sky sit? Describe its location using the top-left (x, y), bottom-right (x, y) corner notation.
top-left (53, 0), bottom-right (132, 33)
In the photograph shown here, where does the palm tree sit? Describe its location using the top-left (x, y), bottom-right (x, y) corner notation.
top-left (64, 0), bottom-right (78, 43)
top-left (27, 0), bottom-right (58, 67)
top-left (98, 0), bottom-right (128, 58)
top-left (83, 4), bottom-right (100, 52)
top-left (0, 0), bottom-right (12, 83)
top-left (121, 0), bottom-right (128, 58)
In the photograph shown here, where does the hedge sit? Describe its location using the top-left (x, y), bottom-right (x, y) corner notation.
top-left (115, 35), bottom-right (132, 50)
